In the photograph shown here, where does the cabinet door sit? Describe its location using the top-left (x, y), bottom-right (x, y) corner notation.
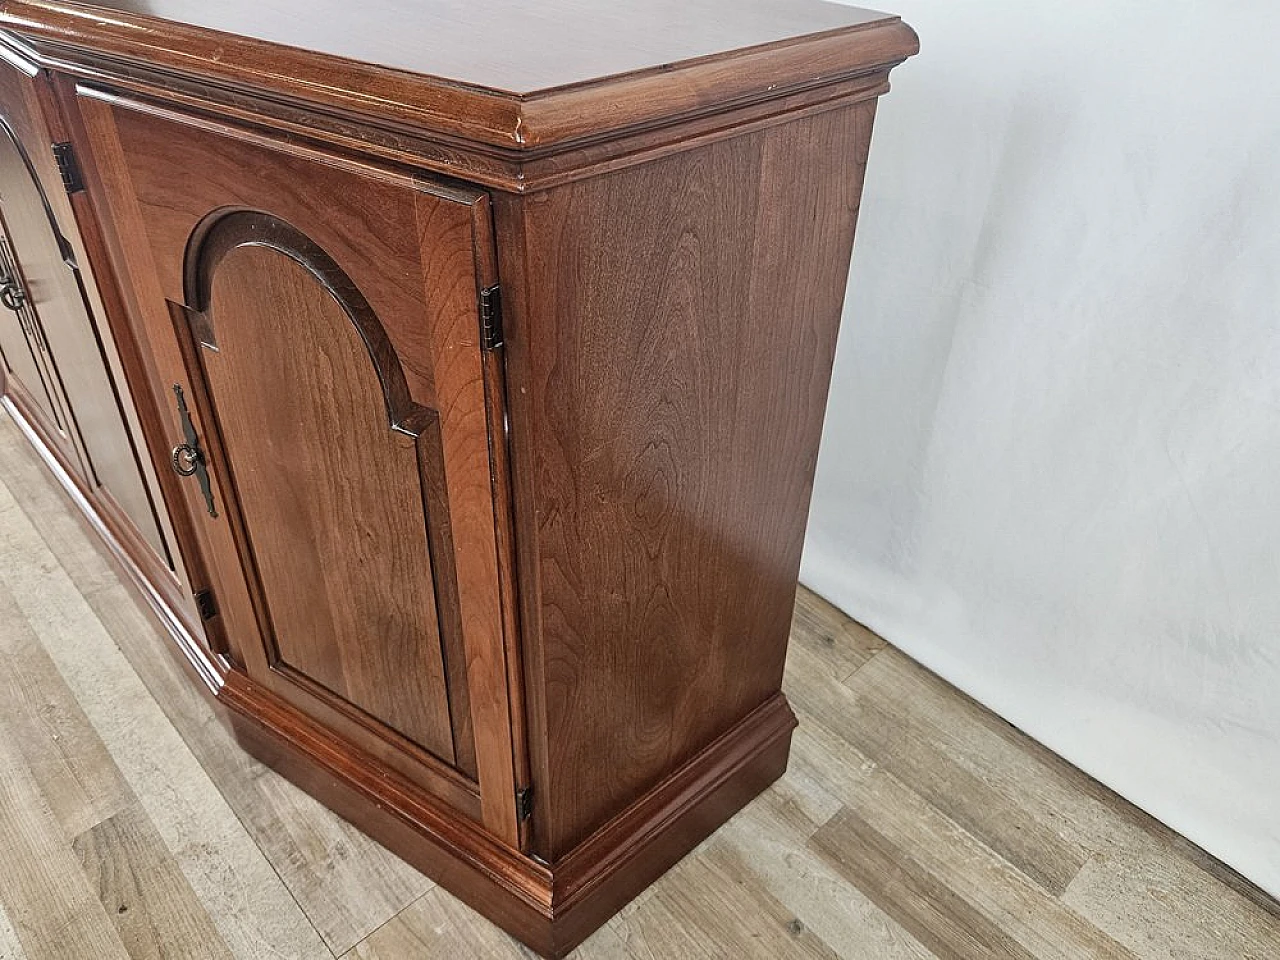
top-left (0, 127), bottom-right (82, 462)
top-left (0, 53), bottom-right (172, 565)
top-left (74, 91), bottom-right (523, 841)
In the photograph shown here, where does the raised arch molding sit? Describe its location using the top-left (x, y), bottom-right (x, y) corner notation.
top-left (173, 208), bottom-right (478, 779)
top-left (184, 209), bottom-right (433, 435)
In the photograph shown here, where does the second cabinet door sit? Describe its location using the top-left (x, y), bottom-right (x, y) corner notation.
top-left (0, 56), bottom-right (173, 566)
top-left (73, 89), bottom-right (522, 840)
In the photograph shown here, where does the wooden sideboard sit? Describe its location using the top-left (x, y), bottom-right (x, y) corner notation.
top-left (0, 1), bottom-right (917, 954)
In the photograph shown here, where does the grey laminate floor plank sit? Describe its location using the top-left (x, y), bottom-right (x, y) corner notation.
top-left (0, 574), bottom-right (133, 838)
top-left (788, 588), bottom-right (886, 681)
top-left (0, 473), bottom-right (329, 960)
top-left (0, 415), bottom-right (433, 957)
top-left (73, 803), bottom-right (235, 960)
top-left (0, 618), bottom-right (132, 960)
top-left (787, 641), bottom-right (1091, 896)
top-left (0, 901), bottom-right (28, 960)
top-left (89, 577), bottom-right (434, 957)
top-left (714, 787), bottom-right (935, 960)
top-left (342, 888), bottom-right (531, 960)
top-left (623, 844), bottom-right (844, 960)
top-left (789, 711), bottom-right (1141, 960)
top-left (1062, 831), bottom-right (1280, 960)
top-left (1, 409), bottom-right (1278, 959)
top-left (809, 806), bottom-right (1039, 960)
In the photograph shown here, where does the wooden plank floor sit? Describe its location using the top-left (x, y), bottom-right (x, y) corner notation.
top-left (1, 409), bottom-right (1278, 960)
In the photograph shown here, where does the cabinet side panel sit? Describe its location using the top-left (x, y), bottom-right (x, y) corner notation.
top-left (503, 101), bottom-right (877, 858)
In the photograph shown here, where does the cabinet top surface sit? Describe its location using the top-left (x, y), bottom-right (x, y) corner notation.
top-left (6, 0), bottom-right (894, 94)
top-left (0, 0), bottom-right (917, 156)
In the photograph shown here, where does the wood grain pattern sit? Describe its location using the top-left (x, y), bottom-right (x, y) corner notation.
top-left (0, 226), bottom-right (68, 437)
top-left (72, 90), bottom-right (521, 832)
top-left (30, 67), bottom-right (188, 586)
top-left (787, 712), bottom-right (1143, 958)
top-left (0, 0), bottom-right (917, 157)
top-left (0, 361), bottom-right (124, 597)
top-left (789, 587), bottom-right (886, 681)
top-left (0, 411), bottom-right (431, 958)
top-left (0, 471), bottom-right (330, 960)
top-left (0, 66), bottom-right (85, 466)
top-left (609, 843), bottom-right (843, 960)
top-left (715, 788), bottom-right (934, 960)
top-left (188, 220), bottom-right (458, 767)
top-left (3, 0), bottom-right (894, 94)
top-left (86, 576), bottom-right (435, 957)
top-left (1063, 830), bottom-right (1280, 960)
top-left (0, 50), bottom-right (169, 561)
top-left (344, 887), bottom-right (524, 960)
top-left (0, 6), bottom-right (922, 954)
top-left (89, 579), bottom-right (436, 957)
top-left (0, 575), bottom-right (132, 837)
top-left (547, 696), bottom-right (795, 955)
top-left (344, 888), bottom-right (645, 960)
top-left (3, 39), bottom-right (896, 194)
top-left (471, 192), bottom-right (535, 849)
top-left (787, 641), bottom-right (1091, 897)
top-left (0, 669), bottom-right (132, 960)
top-left (72, 804), bottom-right (234, 960)
top-left (414, 188), bottom-right (522, 840)
top-left (499, 100), bottom-right (877, 860)
top-left (0, 903), bottom-right (27, 960)
top-left (4, 421), bottom-right (1280, 959)
top-left (811, 808), bottom-right (1042, 960)
top-left (0, 406), bottom-right (433, 957)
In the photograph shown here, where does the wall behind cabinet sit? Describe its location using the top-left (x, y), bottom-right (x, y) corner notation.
top-left (803, 0), bottom-right (1280, 897)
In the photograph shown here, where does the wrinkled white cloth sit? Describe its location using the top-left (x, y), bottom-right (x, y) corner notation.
top-left (808, 0), bottom-right (1280, 898)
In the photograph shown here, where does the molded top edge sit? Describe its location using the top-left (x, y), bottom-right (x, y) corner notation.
top-left (0, 0), bottom-right (919, 151)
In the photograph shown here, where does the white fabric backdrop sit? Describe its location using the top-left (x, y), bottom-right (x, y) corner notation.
top-left (803, 0), bottom-right (1280, 896)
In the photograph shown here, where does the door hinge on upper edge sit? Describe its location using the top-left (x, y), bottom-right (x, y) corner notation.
top-left (516, 785), bottom-right (533, 822)
top-left (479, 283), bottom-right (503, 351)
top-left (194, 588), bottom-right (218, 622)
top-left (51, 142), bottom-right (85, 194)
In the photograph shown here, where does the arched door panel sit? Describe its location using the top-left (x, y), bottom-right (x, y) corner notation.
top-left (0, 120), bottom-right (82, 453)
top-left (0, 57), bottom-right (171, 566)
top-left (180, 212), bottom-right (466, 768)
top-left (75, 89), bottom-right (524, 843)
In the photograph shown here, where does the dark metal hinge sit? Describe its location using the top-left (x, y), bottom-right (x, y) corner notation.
top-left (479, 283), bottom-right (503, 351)
top-left (194, 588), bottom-right (218, 622)
top-left (515, 785), bottom-right (533, 822)
top-left (51, 142), bottom-right (84, 194)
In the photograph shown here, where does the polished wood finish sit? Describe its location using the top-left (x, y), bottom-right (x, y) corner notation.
top-left (0, 55), bottom-right (82, 460)
top-left (0, 44), bottom-right (175, 575)
top-left (72, 90), bottom-right (522, 835)
top-left (0, 1), bottom-right (917, 191)
top-left (186, 218), bottom-right (461, 768)
top-left (1, 0), bottom-right (893, 94)
top-left (0, 0), bottom-right (913, 145)
top-left (0, 2), bottom-right (917, 955)
top-left (498, 100), bottom-right (876, 859)
top-left (0, 226), bottom-right (71, 438)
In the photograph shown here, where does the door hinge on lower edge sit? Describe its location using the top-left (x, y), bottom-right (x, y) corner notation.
top-left (194, 588), bottom-right (218, 622)
top-left (516, 785), bottom-right (533, 822)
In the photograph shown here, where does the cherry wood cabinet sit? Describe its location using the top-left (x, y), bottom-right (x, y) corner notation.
top-left (0, 1), bottom-right (917, 955)
top-left (73, 97), bottom-right (523, 835)
top-left (0, 49), bottom-right (175, 574)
